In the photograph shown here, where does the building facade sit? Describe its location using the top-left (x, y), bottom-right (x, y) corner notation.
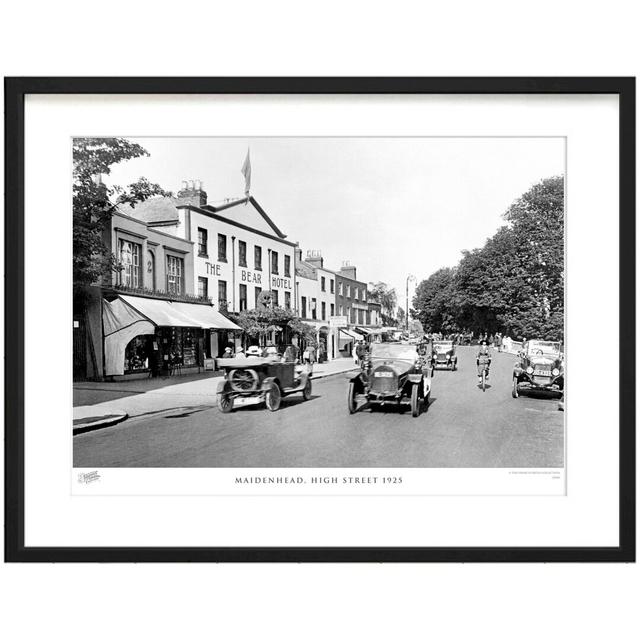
top-left (133, 182), bottom-right (297, 317)
top-left (74, 178), bottom-right (389, 380)
top-left (75, 206), bottom-right (239, 381)
top-left (295, 249), bottom-right (337, 360)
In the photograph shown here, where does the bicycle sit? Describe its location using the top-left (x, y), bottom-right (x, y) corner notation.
top-left (477, 355), bottom-right (491, 392)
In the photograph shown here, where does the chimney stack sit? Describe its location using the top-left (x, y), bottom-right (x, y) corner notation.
top-left (305, 249), bottom-right (324, 269)
top-left (177, 178), bottom-right (207, 207)
top-left (340, 260), bottom-right (357, 280)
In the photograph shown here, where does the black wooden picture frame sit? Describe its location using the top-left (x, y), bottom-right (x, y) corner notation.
top-left (4, 77), bottom-right (635, 562)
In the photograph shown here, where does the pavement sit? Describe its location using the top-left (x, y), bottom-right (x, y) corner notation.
top-left (74, 347), bottom-right (564, 467)
top-left (73, 357), bottom-right (358, 433)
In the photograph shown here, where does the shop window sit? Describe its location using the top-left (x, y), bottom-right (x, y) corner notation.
top-left (238, 240), bottom-right (247, 267)
top-left (239, 284), bottom-right (248, 311)
top-left (255, 245), bottom-right (262, 270)
top-left (301, 296), bottom-right (307, 318)
top-left (255, 286), bottom-right (262, 308)
top-left (284, 291), bottom-right (291, 309)
top-left (197, 227), bottom-right (208, 257)
top-left (163, 327), bottom-right (198, 368)
top-left (218, 234), bottom-right (227, 262)
top-left (166, 255), bottom-right (184, 295)
top-left (218, 280), bottom-right (228, 310)
top-left (198, 276), bottom-right (208, 299)
top-left (119, 239), bottom-right (141, 288)
top-left (284, 255), bottom-right (291, 277)
top-left (124, 335), bottom-right (152, 372)
top-left (321, 301), bottom-right (326, 320)
top-left (271, 250), bottom-right (279, 275)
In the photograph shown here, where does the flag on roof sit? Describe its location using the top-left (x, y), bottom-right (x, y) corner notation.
top-left (241, 147), bottom-right (251, 199)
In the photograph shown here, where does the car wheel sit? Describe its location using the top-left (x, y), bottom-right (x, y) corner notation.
top-left (302, 377), bottom-right (312, 401)
top-left (217, 392), bottom-right (234, 413)
top-left (347, 382), bottom-right (358, 414)
top-left (512, 378), bottom-right (519, 398)
top-left (411, 384), bottom-right (420, 417)
top-left (265, 383), bottom-right (282, 411)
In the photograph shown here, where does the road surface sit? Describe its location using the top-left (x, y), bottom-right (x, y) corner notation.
top-left (74, 346), bottom-right (564, 468)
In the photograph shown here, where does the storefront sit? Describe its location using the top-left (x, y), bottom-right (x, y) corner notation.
top-left (103, 294), bottom-right (240, 379)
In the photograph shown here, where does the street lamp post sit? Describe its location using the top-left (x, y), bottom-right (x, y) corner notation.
top-left (405, 274), bottom-right (416, 332)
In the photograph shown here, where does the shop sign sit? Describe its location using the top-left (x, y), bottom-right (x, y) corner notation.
top-left (240, 269), bottom-right (262, 284)
top-left (329, 315), bottom-right (348, 327)
top-left (205, 261), bottom-right (222, 276)
top-left (271, 276), bottom-right (292, 290)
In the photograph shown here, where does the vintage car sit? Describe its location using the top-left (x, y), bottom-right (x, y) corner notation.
top-left (512, 340), bottom-right (564, 398)
top-left (431, 340), bottom-right (457, 371)
top-left (347, 342), bottom-right (432, 417)
top-left (215, 357), bottom-right (312, 412)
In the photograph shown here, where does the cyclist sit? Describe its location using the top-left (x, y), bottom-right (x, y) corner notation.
top-left (476, 340), bottom-right (492, 382)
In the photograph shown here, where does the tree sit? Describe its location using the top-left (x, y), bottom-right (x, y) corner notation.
top-left (411, 176), bottom-right (564, 341)
top-left (412, 267), bottom-right (457, 333)
top-left (368, 281), bottom-right (397, 326)
top-left (73, 138), bottom-right (170, 296)
top-left (396, 306), bottom-right (406, 328)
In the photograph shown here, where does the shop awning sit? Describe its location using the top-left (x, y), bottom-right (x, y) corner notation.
top-left (339, 328), bottom-right (361, 341)
top-left (103, 298), bottom-right (156, 376)
top-left (169, 301), bottom-right (241, 331)
top-left (354, 326), bottom-right (373, 335)
top-left (102, 296), bottom-right (240, 377)
top-left (119, 295), bottom-right (240, 330)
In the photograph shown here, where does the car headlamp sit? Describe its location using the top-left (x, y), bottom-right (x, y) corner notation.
top-left (526, 366), bottom-right (534, 374)
top-left (446, 354), bottom-right (451, 360)
top-left (552, 368), bottom-right (560, 376)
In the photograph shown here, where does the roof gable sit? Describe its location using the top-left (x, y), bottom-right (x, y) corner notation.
top-left (201, 197), bottom-right (286, 239)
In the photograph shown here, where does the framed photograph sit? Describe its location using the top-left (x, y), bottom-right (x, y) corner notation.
top-left (5, 77), bottom-right (635, 562)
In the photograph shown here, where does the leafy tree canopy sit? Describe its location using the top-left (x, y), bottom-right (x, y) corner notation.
top-left (368, 281), bottom-right (397, 326)
top-left (73, 138), bottom-right (171, 294)
top-left (412, 176), bottom-right (564, 341)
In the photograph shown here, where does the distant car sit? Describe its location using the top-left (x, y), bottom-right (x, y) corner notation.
top-left (431, 340), bottom-right (457, 371)
top-left (215, 357), bottom-right (311, 412)
top-left (347, 342), bottom-right (432, 417)
top-left (512, 340), bottom-right (564, 398)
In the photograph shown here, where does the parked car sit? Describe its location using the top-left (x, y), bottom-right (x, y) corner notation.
top-left (347, 342), bottom-right (432, 418)
top-left (431, 340), bottom-right (457, 371)
top-left (215, 357), bottom-right (311, 412)
top-left (512, 340), bottom-right (564, 398)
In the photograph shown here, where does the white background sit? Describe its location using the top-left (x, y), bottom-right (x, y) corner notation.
top-left (1, 1), bottom-right (638, 639)
top-left (26, 95), bottom-right (612, 547)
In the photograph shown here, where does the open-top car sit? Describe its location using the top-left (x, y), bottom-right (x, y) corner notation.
top-left (512, 340), bottom-right (564, 398)
top-left (431, 340), bottom-right (457, 371)
top-left (347, 342), bottom-right (432, 417)
top-left (215, 357), bottom-right (312, 412)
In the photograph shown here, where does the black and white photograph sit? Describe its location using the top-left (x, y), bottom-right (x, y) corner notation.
top-left (72, 136), bottom-right (565, 472)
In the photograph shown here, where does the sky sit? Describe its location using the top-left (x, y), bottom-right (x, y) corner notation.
top-left (105, 137), bottom-right (565, 310)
